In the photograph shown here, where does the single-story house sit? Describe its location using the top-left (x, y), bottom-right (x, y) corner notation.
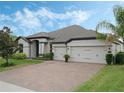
top-left (17, 25), bottom-right (123, 64)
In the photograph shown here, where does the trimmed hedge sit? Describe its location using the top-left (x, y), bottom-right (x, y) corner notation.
top-left (42, 52), bottom-right (54, 60)
top-left (115, 52), bottom-right (124, 64)
top-left (12, 53), bottom-right (27, 59)
top-left (106, 53), bottom-right (113, 65)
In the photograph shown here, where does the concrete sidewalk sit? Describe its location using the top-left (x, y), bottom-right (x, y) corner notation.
top-left (0, 81), bottom-right (33, 92)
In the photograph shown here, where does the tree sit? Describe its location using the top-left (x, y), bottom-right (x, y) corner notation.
top-left (97, 32), bottom-right (117, 45)
top-left (0, 26), bottom-right (19, 66)
top-left (96, 5), bottom-right (124, 51)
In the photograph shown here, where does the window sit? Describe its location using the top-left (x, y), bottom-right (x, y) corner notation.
top-left (19, 44), bottom-right (23, 53)
top-left (50, 44), bottom-right (52, 52)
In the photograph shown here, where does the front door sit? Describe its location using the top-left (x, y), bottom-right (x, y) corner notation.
top-left (36, 40), bottom-right (39, 57)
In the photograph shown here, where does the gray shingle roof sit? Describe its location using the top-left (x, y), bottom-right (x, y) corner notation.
top-left (49, 25), bottom-right (96, 42)
top-left (26, 25), bottom-right (96, 43)
top-left (27, 32), bottom-right (49, 38)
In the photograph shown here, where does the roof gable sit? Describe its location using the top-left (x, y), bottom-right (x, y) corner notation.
top-left (16, 36), bottom-right (30, 43)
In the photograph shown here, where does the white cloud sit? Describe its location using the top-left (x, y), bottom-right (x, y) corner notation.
top-left (0, 7), bottom-right (91, 36)
top-left (36, 7), bottom-right (90, 25)
top-left (0, 14), bottom-right (11, 21)
top-left (15, 8), bottom-right (42, 29)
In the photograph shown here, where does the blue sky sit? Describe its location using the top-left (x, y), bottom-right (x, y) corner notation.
top-left (0, 1), bottom-right (124, 36)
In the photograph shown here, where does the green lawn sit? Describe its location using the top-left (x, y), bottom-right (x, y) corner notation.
top-left (0, 58), bottom-right (42, 72)
top-left (75, 65), bottom-right (124, 92)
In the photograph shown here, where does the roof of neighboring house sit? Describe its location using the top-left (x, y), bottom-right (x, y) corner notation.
top-left (25, 25), bottom-right (97, 43)
top-left (16, 36), bottom-right (31, 43)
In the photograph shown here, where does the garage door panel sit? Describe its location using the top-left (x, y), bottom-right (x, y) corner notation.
top-left (53, 47), bottom-right (66, 60)
top-left (53, 46), bottom-right (106, 64)
top-left (70, 46), bottom-right (106, 64)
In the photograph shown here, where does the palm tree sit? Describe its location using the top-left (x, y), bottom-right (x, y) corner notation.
top-left (96, 5), bottom-right (124, 51)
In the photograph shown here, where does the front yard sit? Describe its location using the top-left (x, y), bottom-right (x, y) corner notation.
top-left (0, 58), bottom-right (42, 72)
top-left (75, 65), bottom-right (124, 92)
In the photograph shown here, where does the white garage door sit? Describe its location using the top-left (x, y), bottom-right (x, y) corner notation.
top-left (53, 47), bottom-right (66, 60)
top-left (70, 46), bottom-right (106, 64)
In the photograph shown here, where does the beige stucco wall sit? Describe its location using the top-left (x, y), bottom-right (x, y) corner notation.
top-left (52, 44), bottom-right (66, 47)
top-left (30, 41), bottom-right (37, 58)
top-left (29, 38), bottom-right (48, 42)
top-left (44, 42), bottom-right (50, 53)
top-left (120, 44), bottom-right (124, 51)
top-left (18, 38), bottom-right (30, 57)
top-left (112, 43), bottom-right (122, 54)
top-left (39, 43), bottom-right (42, 54)
top-left (67, 40), bottom-right (108, 47)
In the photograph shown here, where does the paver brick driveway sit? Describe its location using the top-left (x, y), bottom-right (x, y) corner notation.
top-left (0, 61), bottom-right (105, 92)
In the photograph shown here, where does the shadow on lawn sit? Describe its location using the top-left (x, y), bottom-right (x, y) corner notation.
top-left (0, 62), bottom-right (15, 67)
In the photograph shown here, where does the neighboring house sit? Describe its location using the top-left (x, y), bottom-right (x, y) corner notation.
top-left (16, 25), bottom-right (122, 64)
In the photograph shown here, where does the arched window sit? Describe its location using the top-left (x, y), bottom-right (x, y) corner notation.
top-left (19, 44), bottom-right (23, 53)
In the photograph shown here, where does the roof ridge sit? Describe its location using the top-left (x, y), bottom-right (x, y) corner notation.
top-left (49, 25), bottom-right (86, 33)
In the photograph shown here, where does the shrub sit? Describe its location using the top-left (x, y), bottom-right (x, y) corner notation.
top-left (115, 52), bottom-right (124, 64)
top-left (0, 57), bottom-right (4, 62)
top-left (106, 53), bottom-right (113, 65)
top-left (12, 53), bottom-right (27, 59)
top-left (49, 52), bottom-right (54, 60)
top-left (0, 57), bottom-right (2, 60)
top-left (42, 52), bottom-right (54, 60)
top-left (64, 54), bottom-right (70, 62)
top-left (42, 53), bottom-right (50, 60)
top-left (0, 53), bottom-right (2, 57)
